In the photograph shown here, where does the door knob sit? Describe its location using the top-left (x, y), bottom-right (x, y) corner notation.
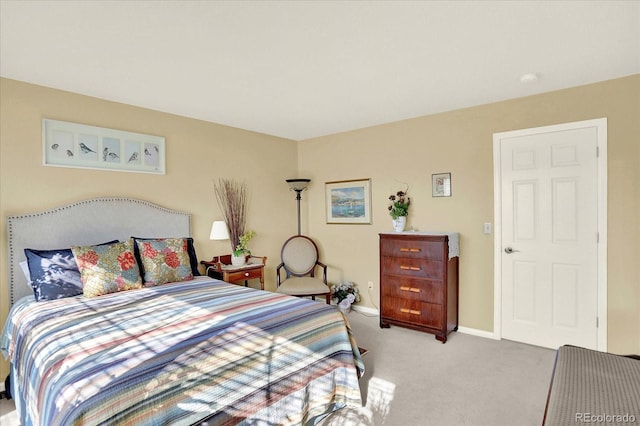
top-left (504, 247), bottom-right (520, 254)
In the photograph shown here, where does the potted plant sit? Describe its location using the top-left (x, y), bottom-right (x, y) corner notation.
top-left (232, 230), bottom-right (255, 266)
top-left (388, 187), bottom-right (411, 232)
top-left (330, 281), bottom-right (361, 314)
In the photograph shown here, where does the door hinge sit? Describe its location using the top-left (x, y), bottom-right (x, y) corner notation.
top-left (596, 317), bottom-right (599, 328)
top-left (597, 232), bottom-right (600, 243)
top-left (596, 146), bottom-right (600, 157)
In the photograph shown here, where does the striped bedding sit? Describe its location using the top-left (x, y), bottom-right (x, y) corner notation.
top-left (1, 276), bottom-right (364, 425)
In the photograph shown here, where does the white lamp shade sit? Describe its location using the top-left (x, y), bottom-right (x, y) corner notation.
top-left (210, 221), bottom-right (230, 240)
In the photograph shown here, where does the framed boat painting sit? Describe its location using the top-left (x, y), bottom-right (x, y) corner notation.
top-left (325, 178), bottom-right (371, 224)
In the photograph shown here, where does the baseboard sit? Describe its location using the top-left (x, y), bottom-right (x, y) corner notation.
top-left (347, 307), bottom-right (499, 340)
top-left (456, 326), bottom-right (499, 340)
top-left (351, 305), bottom-right (379, 316)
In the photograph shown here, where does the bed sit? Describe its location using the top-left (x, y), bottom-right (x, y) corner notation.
top-left (1, 197), bottom-right (364, 425)
top-left (543, 345), bottom-right (640, 425)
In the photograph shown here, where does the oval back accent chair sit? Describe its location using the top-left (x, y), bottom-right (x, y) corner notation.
top-left (276, 235), bottom-right (331, 304)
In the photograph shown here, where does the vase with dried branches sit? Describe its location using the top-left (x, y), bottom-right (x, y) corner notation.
top-left (214, 178), bottom-right (249, 258)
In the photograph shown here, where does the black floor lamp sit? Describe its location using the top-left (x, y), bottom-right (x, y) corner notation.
top-left (286, 178), bottom-right (311, 235)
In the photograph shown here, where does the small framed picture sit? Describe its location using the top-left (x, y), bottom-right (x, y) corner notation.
top-left (325, 178), bottom-right (372, 224)
top-left (432, 173), bottom-right (452, 197)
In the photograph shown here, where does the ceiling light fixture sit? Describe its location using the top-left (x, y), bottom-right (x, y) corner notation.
top-left (520, 73), bottom-right (540, 84)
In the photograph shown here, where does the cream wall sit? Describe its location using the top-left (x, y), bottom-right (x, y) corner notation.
top-left (299, 75), bottom-right (640, 355)
top-left (0, 78), bottom-right (300, 378)
top-left (1, 75), bottom-right (638, 382)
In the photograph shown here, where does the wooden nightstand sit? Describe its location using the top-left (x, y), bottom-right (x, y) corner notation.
top-left (201, 255), bottom-right (266, 290)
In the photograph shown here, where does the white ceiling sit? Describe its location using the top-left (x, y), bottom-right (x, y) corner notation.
top-left (1, 1), bottom-right (638, 141)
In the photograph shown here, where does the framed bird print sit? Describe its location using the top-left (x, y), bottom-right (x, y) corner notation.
top-left (42, 119), bottom-right (165, 174)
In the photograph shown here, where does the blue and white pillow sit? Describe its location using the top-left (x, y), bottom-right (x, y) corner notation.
top-left (24, 240), bottom-right (118, 302)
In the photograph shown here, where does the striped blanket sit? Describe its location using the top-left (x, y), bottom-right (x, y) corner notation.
top-left (1, 277), bottom-right (364, 425)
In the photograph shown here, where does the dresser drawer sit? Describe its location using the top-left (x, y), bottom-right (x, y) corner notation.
top-left (381, 298), bottom-right (443, 329)
top-left (380, 238), bottom-right (444, 260)
top-left (381, 275), bottom-right (444, 304)
top-left (381, 256), bottom-right (443, 280)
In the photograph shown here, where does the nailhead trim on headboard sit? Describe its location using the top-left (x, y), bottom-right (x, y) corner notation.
top-left (7, 197), bottom-right (192, 305)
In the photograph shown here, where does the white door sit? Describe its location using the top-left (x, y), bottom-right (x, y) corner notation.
top-left (494, 119), bottom-right (607, 350)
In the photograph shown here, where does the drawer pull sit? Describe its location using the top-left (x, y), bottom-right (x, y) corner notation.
top-left (400, 308), bottom-right (421, 315)
top-left (244, 272), bottom-right (250, 277)
top-left (399, 286), bottom-right (421, 293)
top-left (399, 247), bottom-right (421, 253)
top-left (400, 265), bottom-right (421, 271)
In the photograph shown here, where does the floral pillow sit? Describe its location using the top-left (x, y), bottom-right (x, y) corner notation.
top-left (135, 238), bottom-right (193, 286)
top-left (72, 239), bottom-right (143, 298)
top-left (132, 236), bottom-right (200, 277)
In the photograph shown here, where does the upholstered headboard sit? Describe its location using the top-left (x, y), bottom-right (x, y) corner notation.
top-left (6, 197), bottom-right (191, 305)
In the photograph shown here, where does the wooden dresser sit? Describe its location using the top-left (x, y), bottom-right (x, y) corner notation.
top-left (379, 232), bottom-right (459, 343)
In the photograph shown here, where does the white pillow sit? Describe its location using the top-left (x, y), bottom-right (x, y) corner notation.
top-left (19, 260), bottom-right (31, 283)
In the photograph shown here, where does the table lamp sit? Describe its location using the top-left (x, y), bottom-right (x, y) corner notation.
top-left (210, 220), bottom-right (230, 261)
top-left (210, 220), bottom-right (230, 242)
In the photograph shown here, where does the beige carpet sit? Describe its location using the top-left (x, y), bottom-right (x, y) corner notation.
top-left (321, 311), bottom-right (557, 426)
top-left (0, 391), bottom-right (18, 426)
